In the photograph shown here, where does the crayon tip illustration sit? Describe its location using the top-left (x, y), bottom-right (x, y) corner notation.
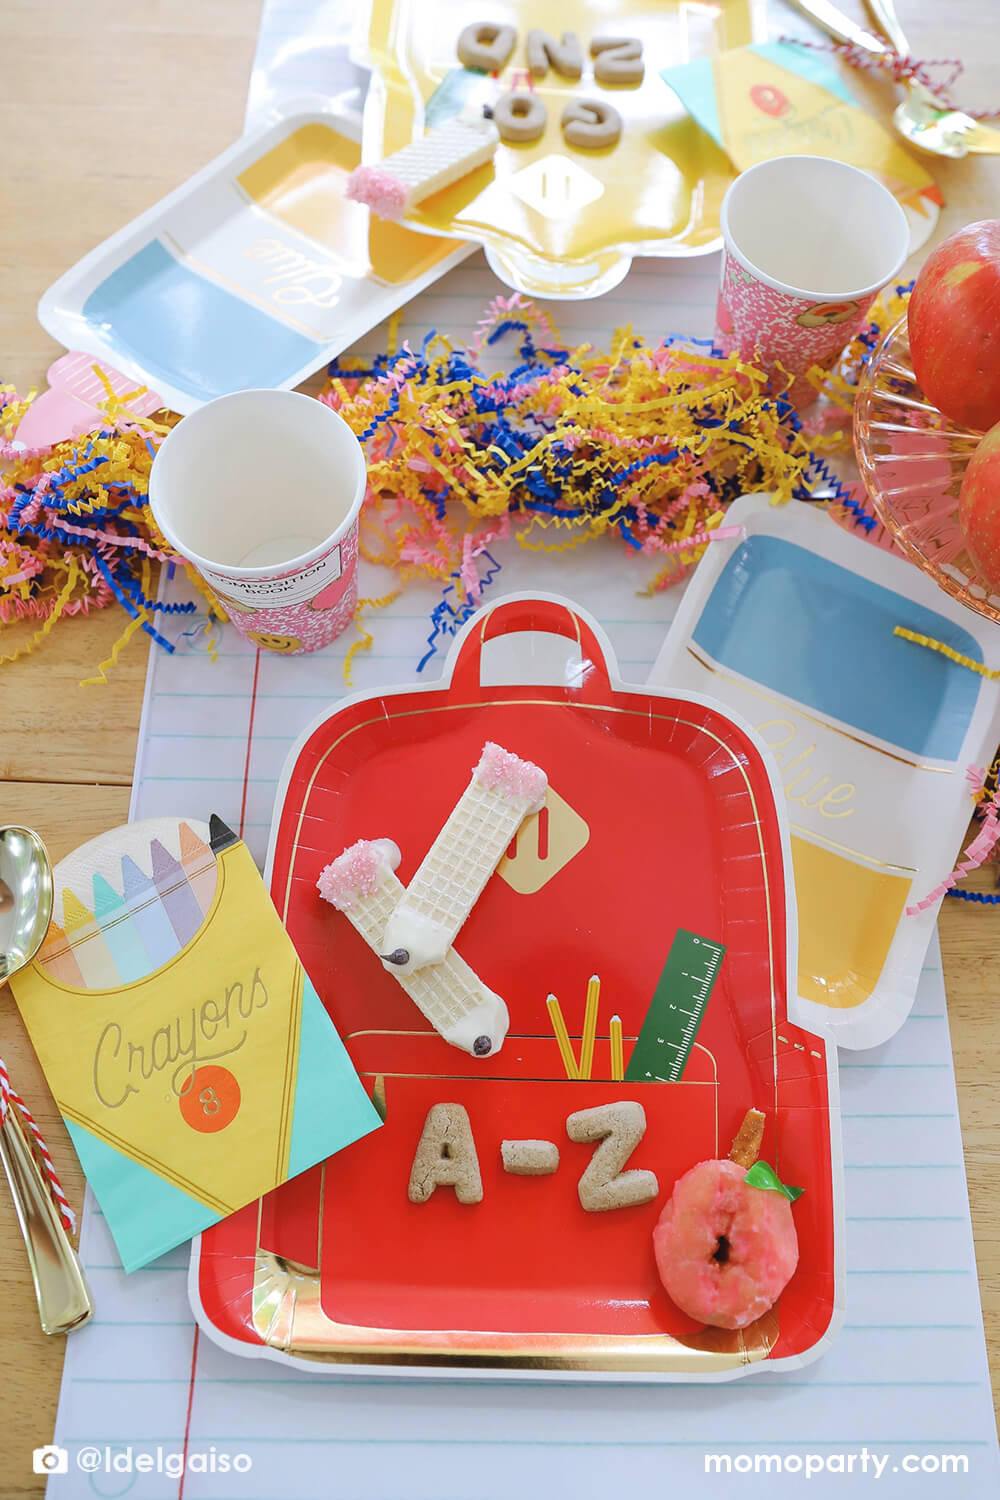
top-left (150, 838), bottom-right (203, 946)
top-left (38, 918), bottom-right (67, 958)
top-left (62, 888), bottom-right (96, 934)
top-left (91, 871), bottom-right (123, 919)
top-left (179, 821), bottom-right (218, 916)
top-left (120, 854), bottom-right (150, 902)
top-left (36, 919), bottom-right (86, 986)
top-left (93, 871), bottom-right (149, 984)
top-left (60, 887), bottom-right (120, 989)
top-left (179, 821), bottom-right (211, 862)
top-left (149, 839), bottom-right (180, 889)
top-left (120, 853), bottom-right (180, 969)
top-left (209, 815), bottom-right (239, 854)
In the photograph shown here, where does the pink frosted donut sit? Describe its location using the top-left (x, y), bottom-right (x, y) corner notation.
top-left (652, 1158), bottom-right (798, 1329)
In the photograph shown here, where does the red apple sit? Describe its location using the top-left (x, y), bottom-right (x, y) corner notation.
top-left (908, 220), bottom-right (1000, 432)
top-left (958, 420), bottom-right (1000, 587)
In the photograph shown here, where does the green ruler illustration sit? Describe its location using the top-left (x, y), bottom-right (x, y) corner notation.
top-left (624, 928), bottom-right (726, 1083)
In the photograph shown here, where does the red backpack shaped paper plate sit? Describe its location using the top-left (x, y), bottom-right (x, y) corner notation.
top-left (191, 594), bottom-right (843, 1381)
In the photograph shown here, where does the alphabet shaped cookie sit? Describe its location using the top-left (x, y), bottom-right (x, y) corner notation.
top-left (457, 21), bottom-right (517, 72)
top-left (408, 1103), bottom-right (484, 1204)
top-left (560, 98), bottom-right (622, 150)
top-left (526, 29), bottom-right (582, 79)
top-left (566, 1101), bottom-right (659, 1211)
top-left (590, 36), bottom-right (644, 85)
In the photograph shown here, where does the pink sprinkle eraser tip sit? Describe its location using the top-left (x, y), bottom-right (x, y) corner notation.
top-left (474, 742), bottom-right (548, 806)
top-left (345, 166), bottom-right (408, 221)
top-left (318, 839), bottom-right (398, 910)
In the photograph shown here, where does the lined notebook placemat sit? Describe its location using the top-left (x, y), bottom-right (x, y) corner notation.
top-left (44, 14), bottom-right (1000, 1483)
top-left (49, 446), bottom-right (1000, 1494)
top-left (52, 917), bottom-right (1000, 1498)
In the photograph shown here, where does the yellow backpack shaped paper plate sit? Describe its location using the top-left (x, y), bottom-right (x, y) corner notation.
top-left (357, 0), bottom-right (761, 298)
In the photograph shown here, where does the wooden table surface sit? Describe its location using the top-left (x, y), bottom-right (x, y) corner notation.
top-left (1, 0), bottom-right (999, 1490)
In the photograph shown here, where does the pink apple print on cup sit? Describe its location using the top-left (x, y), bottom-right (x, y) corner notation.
top-left (310, 577), bottom-right (349, 610)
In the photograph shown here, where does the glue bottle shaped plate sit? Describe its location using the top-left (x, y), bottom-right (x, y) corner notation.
top-left (37, 98), bottom-right (469, 414)
top-left (650, 494), bottom-right (1000, 1050)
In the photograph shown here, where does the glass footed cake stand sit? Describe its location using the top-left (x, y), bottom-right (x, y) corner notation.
top-left (853, 314), bottom-right (997, 622)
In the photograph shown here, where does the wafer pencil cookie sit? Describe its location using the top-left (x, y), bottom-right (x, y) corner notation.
top-left (380, 743), bottom-right (547, 975)
top-left (346, 117), bottom-right (499, 222)
top-left (318, 839), bottom-right (509, 1057)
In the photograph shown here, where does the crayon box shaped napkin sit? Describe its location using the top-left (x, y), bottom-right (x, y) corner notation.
top-left (661, 39), bottom-right (942, 226)
top-left (10, 815), bottom-right (381, 1272)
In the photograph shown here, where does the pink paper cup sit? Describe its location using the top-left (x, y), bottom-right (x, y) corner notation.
top-left (716, 155), bottom-right (910, 409)
top-left (149, 390), bottom-right (366, 655)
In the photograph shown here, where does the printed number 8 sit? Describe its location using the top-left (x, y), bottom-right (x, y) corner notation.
top-left (180, 1066), bottom-right (241, 1133)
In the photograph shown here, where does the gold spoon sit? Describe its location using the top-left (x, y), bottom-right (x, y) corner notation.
top-left (0, 827), bottom-right (94, 1335)
top-left (788, 0), bottom-right (1000, 156)
top-left (865, 0), bottom-right (1000, 157)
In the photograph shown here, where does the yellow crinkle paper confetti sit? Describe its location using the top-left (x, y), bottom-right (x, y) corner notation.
top-left (2, 287), bottom-right (906, 679)
top-left (0, 379), bottom-right (222, 676)
top-left (321, 289), bottom-right (904, 618)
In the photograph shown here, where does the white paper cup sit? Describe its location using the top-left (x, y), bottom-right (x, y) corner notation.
top-left (716, 155), bottom-right (910, 407)
top-left (149, 389), bottom-right (366, 654)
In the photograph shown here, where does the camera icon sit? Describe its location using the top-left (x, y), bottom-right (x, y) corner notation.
top-left (33, 1445), bottom-right (69, 1475)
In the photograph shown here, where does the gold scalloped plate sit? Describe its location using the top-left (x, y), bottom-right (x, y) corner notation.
top-left (356, 0), bottom-right (762, 299)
